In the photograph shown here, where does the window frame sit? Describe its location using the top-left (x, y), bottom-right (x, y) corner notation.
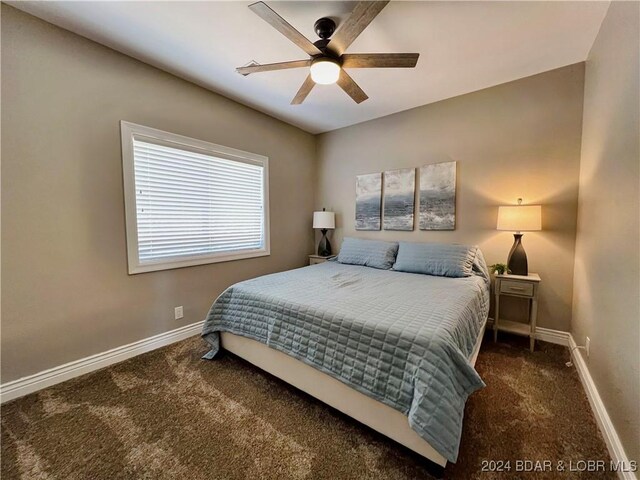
top-left (120, 121), bottom-right (270, 274)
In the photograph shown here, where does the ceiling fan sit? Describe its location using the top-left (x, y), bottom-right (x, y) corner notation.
top-left (237, 1), bottom-right (419, 105)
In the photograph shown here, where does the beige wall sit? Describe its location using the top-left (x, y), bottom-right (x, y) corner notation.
top-left (1, 6), bottom-right (316, 382)
top-left (5, 14), bottom-right (637, 465)
top-left (316, 64), bottom-right (586, 332)
top-left (572, 1), bottom-right (640, 463)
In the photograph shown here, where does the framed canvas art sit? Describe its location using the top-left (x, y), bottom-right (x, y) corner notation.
top-left (383, 168), bottom-right (415, 231)
top-left (419, 161), bottom-right (457, 230)
top-left (355, 173), bottom-right (382, 231)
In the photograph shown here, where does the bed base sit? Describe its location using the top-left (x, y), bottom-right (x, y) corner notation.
top-left (220, 319), bottom-right (486, 472)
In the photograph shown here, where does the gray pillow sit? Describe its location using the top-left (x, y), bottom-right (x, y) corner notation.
top-left (392, 242), bottom-right (478, 277)
top-left (337, 237), bottom-right (399, 270)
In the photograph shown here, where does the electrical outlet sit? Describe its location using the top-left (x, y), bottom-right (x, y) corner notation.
top-left (174, 306), bottom-right (184, 320)
top-left (586, 337), bottom-right (591, 357)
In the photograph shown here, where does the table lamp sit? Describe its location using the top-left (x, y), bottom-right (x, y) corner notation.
top-left (313, 209), bottom-right (335, 256)
top-left (496, 198), bottom-right (541, 275)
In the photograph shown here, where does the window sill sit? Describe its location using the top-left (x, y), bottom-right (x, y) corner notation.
top-left (128, 248), bottom-right (270, 274)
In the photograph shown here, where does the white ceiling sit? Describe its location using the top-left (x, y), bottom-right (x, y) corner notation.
top-left (10, 1), bottom-right (609, 134)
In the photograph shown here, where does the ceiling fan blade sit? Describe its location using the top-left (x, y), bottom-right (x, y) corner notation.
top-left (327, 1), bottom-right (390, 56)
top-left (249, 2), bottom-right (322, 56)
top-left (291, 75), bottom-right (316, 105)
top-left (341, 53), bottom-right (419, 69)
top-left (337, 69), bottom-right (368, 104)
top-left (237, 60), bottom-right (311, 76)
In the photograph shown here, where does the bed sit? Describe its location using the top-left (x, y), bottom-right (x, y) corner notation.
top-left (202, 247), bottom-right (490, 472)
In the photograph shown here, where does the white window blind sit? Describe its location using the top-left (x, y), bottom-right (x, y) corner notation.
top-left (121, 122), bottom-right (269, 274)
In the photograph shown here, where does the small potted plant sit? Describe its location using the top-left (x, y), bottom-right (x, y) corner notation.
top-left (490, 263), bottom-right (509, 275)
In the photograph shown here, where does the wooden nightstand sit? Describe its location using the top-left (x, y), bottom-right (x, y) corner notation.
top-left (493, 273), bottom-right (541, 352)
top-left (309, 254), bottom-right (335, 265)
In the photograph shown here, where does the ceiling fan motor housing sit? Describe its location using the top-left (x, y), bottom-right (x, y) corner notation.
top-left (314, 17), bottom-right (336, 39)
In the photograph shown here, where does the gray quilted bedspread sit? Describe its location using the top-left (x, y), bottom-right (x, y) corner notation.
top-left (202, 260), bottom-right (490, 462)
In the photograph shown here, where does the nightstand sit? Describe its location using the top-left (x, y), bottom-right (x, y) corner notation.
top-left (493, 273), bottom-right (541, 352)
top-left (309, 254), bottom-right (335, 265)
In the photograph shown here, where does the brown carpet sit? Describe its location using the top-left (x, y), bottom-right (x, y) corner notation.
top-left (1, 334), bottom-right (613, 479)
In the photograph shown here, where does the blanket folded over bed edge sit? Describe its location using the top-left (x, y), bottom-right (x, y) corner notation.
top-left (201, 259), bottom-right (489, 463)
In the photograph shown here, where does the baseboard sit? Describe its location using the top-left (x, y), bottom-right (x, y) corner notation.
top-left (1, 319), bottom-right (634, 479)
top-left (568, 335), bottom-right (637, 480)
top-left (0, 320), bottom-right (569, 403)
top-left (0, 321), bottom-right (205, 404)
top-left (535, 326), bottom-right (570, 346)
top-left (487, 318), bottom-right (570, 346)
top-left (487, 319), bottom-right (634, 477)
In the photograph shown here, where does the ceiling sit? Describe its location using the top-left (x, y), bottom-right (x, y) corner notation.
top-left (10, 1), bottom-right (610, 134)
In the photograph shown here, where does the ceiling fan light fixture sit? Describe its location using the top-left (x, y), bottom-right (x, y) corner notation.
top-left (310, 58), bottom-right (340, 85)
top-left (242, 1), bottom-right (417, 104)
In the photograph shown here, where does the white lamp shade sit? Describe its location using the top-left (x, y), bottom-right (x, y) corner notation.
top-left (313, 211), bottom-right (335, 229)
top-left (497, 205), bottom-right (542, 231)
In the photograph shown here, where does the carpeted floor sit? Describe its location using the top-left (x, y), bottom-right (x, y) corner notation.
top-left (1, 334), bottom-right (613, 479)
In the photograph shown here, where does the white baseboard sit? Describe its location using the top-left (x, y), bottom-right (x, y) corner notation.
top-left (488, 319), bottom-right (634, 478)
top-left (1, 319), bottom-right (634, 480)
top-left (0, 321), bottom-right (205, 404)
top-left (1, 320), bottom-right (568, 404)
top-left (536, 326), bottom-right (570, 346)
top-left (568, 335), bottom-right (637, 480)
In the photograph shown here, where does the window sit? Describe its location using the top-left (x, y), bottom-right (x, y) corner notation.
top-left (121, 121), bottom-right (269, 274)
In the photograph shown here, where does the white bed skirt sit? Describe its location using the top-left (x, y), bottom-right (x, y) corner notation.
top-left (220, 319), bottom-right (486, 469)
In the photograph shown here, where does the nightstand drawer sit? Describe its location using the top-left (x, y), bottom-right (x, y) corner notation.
top-left (500, 280), bottom-right (534, 296)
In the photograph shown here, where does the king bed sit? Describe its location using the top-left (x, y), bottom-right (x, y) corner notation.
top-left (202, 240), bottom-right (490, 472)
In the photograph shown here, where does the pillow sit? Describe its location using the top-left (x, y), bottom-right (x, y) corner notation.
top-left (392, 242), bottom-right (478, 277)
top-left (337, 238), bottom-right (399, 270)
